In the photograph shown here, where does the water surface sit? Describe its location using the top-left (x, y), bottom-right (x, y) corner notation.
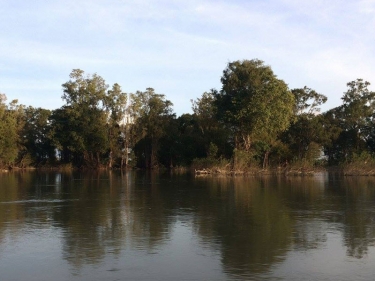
top-left (1, 171), bottom-right (375, 280)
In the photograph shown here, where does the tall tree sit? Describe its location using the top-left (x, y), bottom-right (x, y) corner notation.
top-left (341, 79), bottom-right (375, 132)
top-left (282, 87), bottom-right (328, 164)
top-left (21, 107), bottom-right (55, 166)
top-left (191, 91), bottom-right (217, 135)
top-left (214, 59), bottom-right (295, 167)
top-left (323, 79), bottom-right (375, 163)
top-left (51, 69), bottom-right (127, 168)
top-left (191, 91), bottom-right (231, 159)
top-left (105, 83), bottom-right (127, 168)
top-left (129, 88), bottom-right (174, 168)
top-left (0, 94), bottom-right (24, 168)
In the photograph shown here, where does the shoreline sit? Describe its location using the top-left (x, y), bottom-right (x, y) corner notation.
top-left (2, 165), bottom-right (375, 177)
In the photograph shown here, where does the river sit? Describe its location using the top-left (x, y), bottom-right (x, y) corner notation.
top-left (1, 171), bottom-right (375, 280)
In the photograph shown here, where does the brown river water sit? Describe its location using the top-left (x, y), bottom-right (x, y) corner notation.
top-left (1, 171), bottom-right (375, 280)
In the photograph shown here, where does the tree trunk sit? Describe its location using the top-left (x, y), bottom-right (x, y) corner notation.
top-left (125, 136), bottom-right (130, 168)
top-left (242, 134), bottom-right (251, 152)
top-left (96, 152), bottom-right (100, 168)
top-left (151, 139), bottom-right (157, 168)
top-left (108, 150), bottom-right (112, 169)
top-left (263, 151), bottom-right (270, 169)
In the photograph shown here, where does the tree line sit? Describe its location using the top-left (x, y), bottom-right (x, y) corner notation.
top-left (1, 59), bottom-right (374, 170)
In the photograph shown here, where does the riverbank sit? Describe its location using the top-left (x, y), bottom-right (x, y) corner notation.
top-left (2, 162), bottom-right (375, 177)
top-left (194, 166), bottom-right (323, 176)
top-left (342, 167), bottom-right (375, 176)
top-left (195, 166), bottom-right (375, 177)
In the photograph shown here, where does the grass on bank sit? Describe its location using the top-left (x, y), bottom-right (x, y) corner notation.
top-left (342, 152), bottom-right (375, 176)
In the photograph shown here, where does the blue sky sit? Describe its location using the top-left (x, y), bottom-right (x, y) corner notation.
top-left (1, 0), bottom-right (374, 115)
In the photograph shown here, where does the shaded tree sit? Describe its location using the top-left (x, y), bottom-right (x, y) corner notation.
top-left (129, 88), bottom-right (174, 168)
top-left (21, 107), bottom-right (55, 166)
top-left (282, 87), bottom-right (328, 164)
top-left (105, 83), bottom-right (127, 168)
top-left (214, 59), bottom-right (295, 168)
top-left (50, 69), bottom-right (126, 168)
top-left (191, 91), bottom-right (231, 160)
top-left (323, 79), bottom-right (375, 164)
top-left (0, 94), bottom-right (24, 168)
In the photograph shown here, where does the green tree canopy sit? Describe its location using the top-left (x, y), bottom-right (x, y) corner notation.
top-left (0, 94), bottom-right (24, 168)
top-left (292, 86), bottom-right (327, 116)
top-left (129, 88), bottom-right (174, 168)
top-left (51, 69), bottom-right (127, 168)
top-left (323, 79), bottom-right (375, 163)
top-left (282, 87), bottom-right (328, 164)
top-left (214, 59), bottom-right (295, 152)
top-left (21, 107), bottom-right (55, 166)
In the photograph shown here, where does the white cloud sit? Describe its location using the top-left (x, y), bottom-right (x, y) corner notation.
top-left (0, 0), bottom-right (374, 114)
top-left (359, 0), bottom-right (375, 13)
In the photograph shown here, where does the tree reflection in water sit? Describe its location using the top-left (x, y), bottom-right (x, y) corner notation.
top-left (2, 171), bottom-right (375, 279)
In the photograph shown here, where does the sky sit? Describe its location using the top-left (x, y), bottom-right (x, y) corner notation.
top-left (0, 0), bottom-right (374, 116)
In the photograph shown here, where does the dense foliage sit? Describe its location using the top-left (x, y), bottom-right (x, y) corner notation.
top-left (1, 60), bottom-right (374, 170)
